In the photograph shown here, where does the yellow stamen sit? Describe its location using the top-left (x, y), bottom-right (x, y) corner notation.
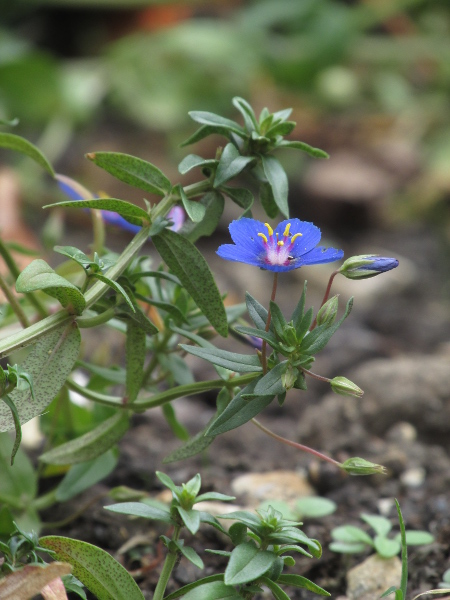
top-left (291, 233), bottom-right (303, 242)
top-left (258, 232), bottom-right (268, 243)
top-left (277, 240), bottom-right (284, 246)
top-left (264, 223), bottom-right (273, 237)
top-left (283, 223), bottom-right (291, 237)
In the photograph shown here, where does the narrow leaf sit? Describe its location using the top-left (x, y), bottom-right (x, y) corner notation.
top-left (39, 537), bottom-right (145, 600)
top-left (176, 185), bottom-right (206, 223)
top-left (44, 199), bottom-right (149, 227)
top-left (180, 345), bottom-right (262, 373)
top-left (1, 395), bottom-right (22, 465)
top-left (104, 502), bottom-right (172, 524)
top-left (125, 320), bottom-right (145, 403)
top-left (180, 125), bottom-right (233, 147)
top-left (221, 186), bottom-right (254, 212)
top-left (93, 274), bottom-right (135, 312)
top-left (56, 450), bottom-right (118, 502)
top-left (86, 152), bottom-right (171, 196)
top-left (0, 132), bottom-right (54, 175)
top-left (39, 412), bottom-right (129, 465)
top-left (261, 154), bottom-right (289, 218)
top-left (180, 191), bottom-right (225, 243)
top-left (153, 229), bottom-right (228, 336)
top-left (163, 575), bottom-right (225, 600)
top-left (259, 577), bottom-right (290, 600)
top-left (179, 581), bottom-right (240, 600)
top-left (277, 139), bottom-right (329, 159)
top-left (175, 542), bottom-right (204, 569)
top-left (232, 97), bottom-right (258, 130)
top-left (276, 574), bottom-right (330, 596)
top-left (188, 112), bottom-right (246, 137)
top-left (253, 362), bottom-right (288, 396)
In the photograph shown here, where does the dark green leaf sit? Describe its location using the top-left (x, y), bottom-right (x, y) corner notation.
top-left (104, 502), bottom-right (173, 524)
top-left (0, 132), bottom-right (54, 175)
top-left (126, 320), bottom-right (145, 403)
top-left (261, 155), bottom-right (289, 218)
top-left (44, 199), bottom-right (149, 228)
top-left (180, 191), bottom-right (225, 242)
top-left (233, 325), bottom-right (280, 350)
top-left (176, 184), bottom-right (206, 223)
top-left (214, 143), bottom-right (254, 188)
top-left (232, 97), bottom-right (258, 131)
top-left (179, 580), bottom-right (240, 600)
top-left (180, 345), bottom-right (262, 373)
top-left (116, 304), bottom-right (158, 336)
top-left (1, 396), bottom-right (21, 465)
top-left (265, 121), bottom-right (296, 137)
top-left (259, 577), bottom-right (290, 600)
top-left (39, 536), bottom-right (145, 600)
top-left (174, 542), bottom-right (204, 569)
top-left (224, 542), bottom-right (275, 585)
top-left (16, 259), bottom-right (86, 315)
top-left (221, 186), bottom-right (254, 212)
top-left (56, 450), bottom-right (118, 502)
top-left (268, 301), bottom-right (286, 338)
top-left (163, 575), bottom-right (225, 600)
top-left (189, 112), bottom-right (246, 137)
top-left (163, 428), bottom-right (215, 464)
top-left (260, 181), bottom-right (279, 219)
top-left (93, 274), bottom-right (135, 312)
top-left (295, 307), bottom-right (313, 342)
top-left (245, 292), bottom-right (273, 332)
top-left (153, 229), bottom-right (228, 336)
top-left (39, 412), bottom-right (130, 465)
top-left (86, 152), bottom-right (171, 196)
top-left (277, 140), bottom-right (329, 159)
top-left (178, 154), bottom-right (217, 175)
top-left (276, 574), bottom-right (330, 596)
top-left (300, 298), bottom-right (353, 355)
top-left (252, 362), bottom-right (288, 396)
top-left (176, 507), bottom-right (201, 535)
top-left (162, 403), bottom-right (189, 441)
top-left (180, 125), bottom-right (234, 147)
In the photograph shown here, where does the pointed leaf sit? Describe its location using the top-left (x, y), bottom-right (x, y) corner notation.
top-left (180, 191), bottom-right (225, 242)
top-left (55, 450), bottom-right (118, 502)
top-left (104, 502), bottom-right (173, 524)
top-left (125, 320), bottom-right (145, 403)
top-left (188, 112), bottom-right (246, 137)
top-left (92, 274), bottom-right (135, 312)
top-left (179, 580), bottom-right (240, 600)
top-left (221, 186), bottom-right (254, 212)
top-left (1, 395), bottom-right (21, 465)
top-left (0, 324), bottom-right (81, 432)
top-left (0, 132), bottom-right (54, 175)
top-left (176, 185), bottom-right (206, 223)
top-left (174, 542), bottom-right (204, 569)
top-left (261, 154), bottom-right (289, 218)
top-left (116, 304), bottom-right (158, 336)
top-left (163, 428), bottom-right (215, 463)
top-left (177, 507), bottom-right (201, 535)
top-left (44, 199), bottom-right (149, 227)
top-left (178, 154), bottom-right (217, 175)
top-left (16, 260), bottom-right (86, 315)
top-left (277, 139), bottom-right (329, 159)
top-left (39, 412), bottom-right (129, 465)
top-left (276, 574), bottom-right (330, 596)
top-left (180, 125), bottom-right (234, 147)
top-left (260, 181), bottom-right (279, 218)
top-left (232, 97), bottom-right (258, 131)
top-left (153, 229), bottom-right (228, 336)
top-left (39, 537), bottom-right (145, 600)
top-left (301, 297), bottom-right (353, 355)
top-left (252, 362), bottom-right (288, 396)
top-left (180, 345), bottom-right (262, 373)
top-left (214, 143), bottom-right (254, 188)
top-left (259, 577), bottom-right (290, 600)
top-left (245, 292), bottom-right (273, 331)
top-left (224, 542), bottom-right (275, 585)
top-left (86, 152), bottom-right (171, 196)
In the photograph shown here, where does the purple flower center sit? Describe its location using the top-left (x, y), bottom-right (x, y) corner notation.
top-left (257, 222), bottom-right (303, 267)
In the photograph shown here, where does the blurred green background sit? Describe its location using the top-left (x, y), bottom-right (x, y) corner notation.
top-left (1, 0), bottom-right (450, 253)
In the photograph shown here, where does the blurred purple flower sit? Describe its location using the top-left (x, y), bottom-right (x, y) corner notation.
top-left (217, 218), bottom-right (343, 272)
top-left (56, 174), bottom-right (184, 233)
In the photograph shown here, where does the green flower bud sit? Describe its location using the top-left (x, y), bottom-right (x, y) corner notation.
top-left (283, 323), bottom-right (298, 347)
top-left (339, 254), bottom-right (399, 280)
top-left (316, 295), bottom-right (339, 327)
top-left (281, 364), bottom-right (298, 391)
top-left (330, 376), bottom-right (364, 398)
top-left (341, 457), bottom-right (387, 476)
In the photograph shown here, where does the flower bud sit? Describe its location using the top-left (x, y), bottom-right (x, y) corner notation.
top-left (281, 364), bottom-right (298, 391)
top-left (316, 295), bottom-right (339, 327)
top-left (330, 376), bottom-right (363, 398)
top-left (283, 324), bottom-right (298, 347)
top-left (339, 255), bottom-right (399, 280)
top-left (340, 457), bottom-right (387, 476)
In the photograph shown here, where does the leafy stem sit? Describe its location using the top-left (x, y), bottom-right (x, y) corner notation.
top-left (153, 524), bottom-right (182, 600)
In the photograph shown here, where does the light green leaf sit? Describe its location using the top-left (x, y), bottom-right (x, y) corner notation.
top-left (176, 184), bottom-right (206, 223)
top-left (174, 542), bottom-right (204, 569)
top-left (39, 536), bottom-right (145, 600)
top-left (86, 152), bottom-right (171, 196)
top-left (56, 450), bottom-right (118, 502)
top-left (0, 396), bottom-right (21, 465)
top-left (374, 535), bottom-right (401, 558)
top-left (252, 362), bottom-right (288, 396)
top-left (331, 525), bottom-right (373, 546)
top-left (104, 502), bottom-right (173, 524)
top-left (177, 507), bottom-right (201, 535)
top-left (277, 139), bottom-right (329, 159)
top-left (178, 154), bottom-right (217, 175)
top-left (403, 531), bottom-right (434, 545)
top-left (39, 412), bottom-right (129, 465)
top-left (125, 320), bottom-right (145, 403)
top-left (179, 580), bottom-right (240, 600)
top-left (232, 97), bottom-right (258, 131)
top-left (180, 191), bottom-right (225, 243)
top-left (224, 542), bottom-right (275, 585)
top-left (153, 229), bottom-right (228, 336)
top-left (0, 432), bottom-right (37, 501)
top-left (261, 154), bottom-right (289, 218)
top-left (44, 199), bottom-right (149, 228)
top-left (16, 259), bottom-right (86, 315)
top-left (188, 111), bottom-right (246, 137)
top-left (0, 132), bottom-right (54, 175)
top-left (0, 324), bottom-right (81, 432)
top-left (295, 497), bottom-right (336, 519)
top-left (276, 574), bottom-right (330, 596)
top-left (214, 143), bottom-right (254, 188)
top-left (361, 514), bottom-right (392, 536)
top-left (180, 125), bottom-right (234, 147)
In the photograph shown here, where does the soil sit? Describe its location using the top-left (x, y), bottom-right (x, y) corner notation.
top-left (38, 177), bottom-right (450, 599)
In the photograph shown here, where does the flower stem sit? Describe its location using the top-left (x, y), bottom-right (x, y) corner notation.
top-left (310, 269), bottom-right (339, 331)
top-left (301, 367), bottom-right (331, 384)
top-left (251, 418), bottom-right (342, 469)
top-left (261, 272), bottom-right (278, 374)
top-left (153, 525), bottom-right (182, 600)
top-left (0, 273), bottom-right (30, 328)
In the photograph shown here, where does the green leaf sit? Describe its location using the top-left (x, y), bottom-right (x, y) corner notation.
top-left (125, 320), bottom-right (145, 403)
top-left (259, 577), bottom-right (290, 600)
top-left (295, 497), bottom-right (336, 519)
top-left (175, 184), bottom-right (206, 223)
top-left (232, 97), bottom-right (258, 131)
top-left (86, 152), bottom-right (171, 196)
top-left (329, 541), bottom-right (367, 554)
top-left (55, 450), bottom-right (118, 502)
top-left (224, 542), bottom-right (275, 585)
top-left (180, 191), bottom-right (225, 243)
top-left (54, 246), bottom-right (94, 270)
top-left (206, 379), bottom-right (274, 437)
top-left (155, 471), bottom-right (179, 494)
top-left (178, 154), bottom-right (217, 175)
top-left (116, 304), bottom-right (158, 336)
top-left (180, 345), bottom-right (262, 373)
top-left (233, 325), bottom-right (280, 350)
top-left (265, 121), bottom-right (296, 137)
top-left (260, 181), bottom-right (279, 218)
top-left (268, 301), bottom-right (287, 338)
top-left (261, 155), bottom-right (289, 218)
top-left (277, 139), bottom-right (329, 159)
top-left (180, 580), bottom-right (240, 600)
top-left (252, 362), bottom-right (288, 396)
top-left (0, 432), bottom-right (37, 501)
top-left (300, 298), bottom-right (353, 355)
top-left (1, 396), bottom-right (21, 465)
top-left (221, 186), bottom-right (254, 213)
top-left (0, 132), bottom-right (54, 175)
top-left (163, 575), bottom-right (224, 600)
top-left (381, 586), bottom-right (403, 600)
top-left (374, 536), bottom-right (401, 558)
top-left (162, 428), bottom-right (215, 464)
top-left (195, 492), bottom-right (235, 503)
top-left (44, 199), bottom-right (149, 228)
top-left (188, 111), bottom-right (246, 137)
top-left (153, 229), bottom-right (228, 336)
top-left (331, 525), bottom-right (373, 546)
top-left (245, 292), bottom-right (272, 331)
top-left (214, 143), bottom-right (254, 188)
top-left (104, 502), bottom-right (173, 524)
top-left (361, 514), bottom-right (392, 537)
top-left (174, 542), bottom-right (204, 569)
top-left (39, 536), bottom-right (145, 600)
top-left (180, 125), bottom-right (234, 147)
top-left (16, 259), bottom-right (86, 315)
top-left (276, 574), bottom-right (330, 596)
top-left (403, 531), bottom-right (434, 545)
top-left (162, 403), bottom-right (189, 441)
top-left (176, 507), bottom-right (201, 535)
top-left (93, 274), bottom-right (135, 312)
top-left (0, 324), bottom-right (81, 432)
top-left (39, 412), bottom-right (130, 465)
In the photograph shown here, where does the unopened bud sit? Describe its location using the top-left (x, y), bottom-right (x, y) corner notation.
top-left (316, 295), bottom-right (339, 327)
top-left (339, 255), bottom-right (399, 280)
top-left (341, 457), bottom-right (387, 476)
top-left (281, 364), bottom-right (298, 391)
top-left (283, 324), bottom-right (298, 347)
top-left (330, 376), bottom-right (363, 398)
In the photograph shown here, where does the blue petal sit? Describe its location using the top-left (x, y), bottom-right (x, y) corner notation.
top-left (216, 244), bottom-right (265, 267)
top-left (228, 218), bottom-right (267, 255)
top-left (299, 247), bottom-right (344, 266)
top-left (285, 220), bottom-right (322, 256)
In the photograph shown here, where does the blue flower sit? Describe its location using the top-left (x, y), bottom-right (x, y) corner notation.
top-left (217, 218), bottom-right (344, 272)
top-left (339, 255), bottom-right (399, 279)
